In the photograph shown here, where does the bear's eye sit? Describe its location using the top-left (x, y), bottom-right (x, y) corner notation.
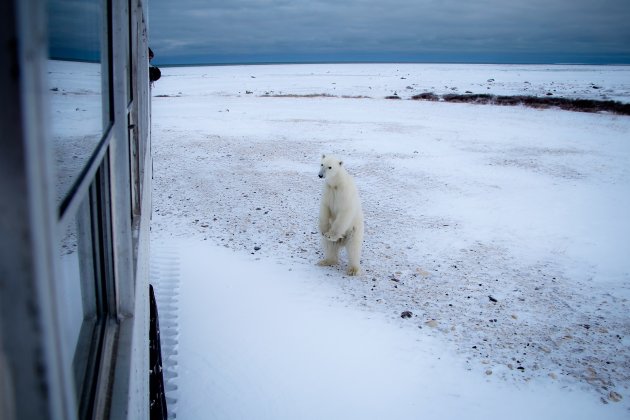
top-left (328, 166), bottom-right (332, 169)
top-left (321, 164), bottom-right (323, 166)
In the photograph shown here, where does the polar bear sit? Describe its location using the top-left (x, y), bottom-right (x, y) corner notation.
top-left (317, 154), bottom-right (364, 276)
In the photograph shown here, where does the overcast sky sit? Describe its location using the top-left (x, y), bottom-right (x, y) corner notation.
top-left (149, 0), bottom-right (630, 65)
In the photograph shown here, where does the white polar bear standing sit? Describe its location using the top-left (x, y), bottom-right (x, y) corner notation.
top-left (317, 154), bottom-right (364, 276)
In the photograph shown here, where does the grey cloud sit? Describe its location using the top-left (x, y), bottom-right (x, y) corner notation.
top-left (149, 0), bottom-right (630, 63)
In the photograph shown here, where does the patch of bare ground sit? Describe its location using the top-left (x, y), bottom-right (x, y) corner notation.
top-left (260, 91), bottom-right (630, 115)
top-left (260, 93), bottom-right (337, 98)
top-left (412, 93), bottom-right (630, 115)
top-left (260, 93), bottom-right (372, 99)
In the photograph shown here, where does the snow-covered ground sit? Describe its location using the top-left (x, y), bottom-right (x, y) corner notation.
top-left (150, 63), bottom-right (630, 419)
top-left (48, 60), bottom-right (103, 204)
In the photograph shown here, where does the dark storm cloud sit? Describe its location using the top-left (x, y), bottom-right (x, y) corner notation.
top-left (149, 0), bottom-right (630, 64)
top-left (48, 0), bottom-right (102, 61)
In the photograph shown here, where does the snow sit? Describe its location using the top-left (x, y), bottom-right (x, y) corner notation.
top-left (48, 59), bottom-right (103, 204)
top-left (152, 240), bottom-right (624, 420)
top-left (150, 63), bottom-right (630, 102)
top-left (149, 63), bottom-right (630, 418)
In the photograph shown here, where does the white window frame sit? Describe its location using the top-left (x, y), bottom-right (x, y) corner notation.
top-left (0, 0), bottom-right (153, 419)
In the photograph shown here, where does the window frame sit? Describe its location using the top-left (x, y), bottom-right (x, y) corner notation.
top-left (0, 0), bottom-right (152, 419)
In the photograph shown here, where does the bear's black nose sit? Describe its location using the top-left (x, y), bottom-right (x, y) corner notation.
top-left (319, 174), bottom-right (323, 178)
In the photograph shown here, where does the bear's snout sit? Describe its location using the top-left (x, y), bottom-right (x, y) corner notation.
top-left (319, 174), bottom-right (323, 178)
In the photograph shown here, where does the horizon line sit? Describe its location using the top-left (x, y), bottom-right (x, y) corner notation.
top-left (152, 59), bottom-right (630, 68)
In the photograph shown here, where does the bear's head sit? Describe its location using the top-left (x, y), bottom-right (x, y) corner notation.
top-left (319, 154), bottom-right (344, 183)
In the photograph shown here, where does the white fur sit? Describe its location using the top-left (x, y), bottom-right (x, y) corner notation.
top-left (317, 154), bottom-right (364, 276)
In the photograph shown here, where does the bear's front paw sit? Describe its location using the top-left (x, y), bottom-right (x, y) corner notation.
top-left (324, 231), bottom-right (343, 242)
top-left (317, 258), bottom-right (337, 266)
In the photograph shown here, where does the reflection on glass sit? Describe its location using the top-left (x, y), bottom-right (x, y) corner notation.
top-left (59, 213), bottom-right (85, 377)
top-left (59, 196), bottom-right (100, 411)
top-left (58, 201), bottom-right (95, 395)
top-left (48, 0), bottom-right (104, 205)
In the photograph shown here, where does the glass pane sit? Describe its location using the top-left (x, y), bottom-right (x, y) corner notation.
top-left (59, 195), bottom-right (99, 388)
top-left (59, 218), bottom-right (84, 372)
top-left (59, 193), bottom-right (103, 418)
top-left (48, 0), bottom-right (104, 205)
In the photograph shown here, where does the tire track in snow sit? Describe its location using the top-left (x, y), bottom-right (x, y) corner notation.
top-left (151, 245), bottom-right (181, 419)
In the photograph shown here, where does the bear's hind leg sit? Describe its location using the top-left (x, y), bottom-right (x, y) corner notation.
top-left (345, 229), bottom-right (363, 276)
top-left (317, 237), bottom-right (340, 266)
